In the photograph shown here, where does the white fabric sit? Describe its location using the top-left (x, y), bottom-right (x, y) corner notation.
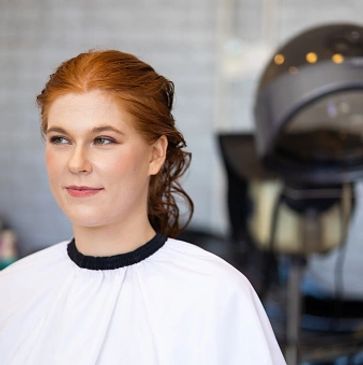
top-left (0, 238), bottom-right (286, 365)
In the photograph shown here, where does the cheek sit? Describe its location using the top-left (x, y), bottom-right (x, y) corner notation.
top-left (45, 149), bottom-right (53, 163)
top-left (45, 149), bottom-right (62, 180)
top-left (45, 149), bottom-right (55, 174)
top-left (97, 149), bottom-right (150, 178)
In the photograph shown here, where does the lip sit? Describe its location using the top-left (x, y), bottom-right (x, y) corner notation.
top-left (65, 186), bottom-right (104, 198)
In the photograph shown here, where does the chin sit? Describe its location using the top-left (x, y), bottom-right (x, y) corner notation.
top-left (68, 216), bottom-right (106, 228)
top-left (63, 207), bottom-right (109, 228)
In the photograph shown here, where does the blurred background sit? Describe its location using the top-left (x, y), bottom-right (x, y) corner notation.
top-left (2, 0), bottom-right (363, 364)
top-left (2, 0), bottom-right (363, 252)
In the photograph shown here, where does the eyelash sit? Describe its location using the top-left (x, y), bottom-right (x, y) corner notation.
top-left (94, 136), bottom-right (117, 145)
top-left (48, 136), bottom-right (117, 145)
top-left (49, 136), bottom-right (69, 145)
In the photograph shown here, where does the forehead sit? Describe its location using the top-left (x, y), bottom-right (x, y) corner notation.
top-left (47, 90), bottom-right (134, 131)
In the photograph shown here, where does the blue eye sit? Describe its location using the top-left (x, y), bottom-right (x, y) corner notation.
top-left (94, 136), bottom-right (116, 145)
top-left (49, 136), bottom-right (69, 144)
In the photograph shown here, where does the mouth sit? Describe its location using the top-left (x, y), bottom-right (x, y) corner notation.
top-left (65, 185), bottom-right (104, 198)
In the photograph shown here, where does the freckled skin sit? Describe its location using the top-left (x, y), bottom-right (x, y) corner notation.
top-left (45, 90), bottom-right (166, 236)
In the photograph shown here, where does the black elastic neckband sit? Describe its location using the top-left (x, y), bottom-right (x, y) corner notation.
top-left (67, 233), bottom-right (167, 270)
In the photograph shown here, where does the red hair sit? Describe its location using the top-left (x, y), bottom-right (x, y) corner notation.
top-left (37, 50), bottom-right (193, 237)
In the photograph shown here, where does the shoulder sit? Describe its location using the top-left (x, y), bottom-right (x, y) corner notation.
top-left (0, 240), bottom-right (71, 311)
top-left (160, 237), bottom-right (253, 296)
top-left (163, 237), bottom-right (245, 276)
top-left (160, 240), bottom-right (286, 363)
top-left (0, 239), bottom-right (70, 282)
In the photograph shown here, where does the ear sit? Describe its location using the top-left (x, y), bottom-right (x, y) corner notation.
top-left (148, 135), bottom-right (168, 175)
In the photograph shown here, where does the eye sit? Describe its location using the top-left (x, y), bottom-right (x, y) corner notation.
top-left (49, 135), bottom-right (69, 145)
top-left (94, 136), bottom-right (117, 145)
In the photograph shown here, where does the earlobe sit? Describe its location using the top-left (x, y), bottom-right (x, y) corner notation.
top-left (149, 135), bottom-right (168, 175)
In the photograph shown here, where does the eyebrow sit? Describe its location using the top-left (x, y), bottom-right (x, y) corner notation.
top-left (46, 125), bottom-right (125, 135)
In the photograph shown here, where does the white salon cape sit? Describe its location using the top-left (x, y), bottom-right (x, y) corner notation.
top-left (0, 234), bottom-right (286, 365)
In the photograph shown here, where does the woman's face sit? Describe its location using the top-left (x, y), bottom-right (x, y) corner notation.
top-left (45, 90), bottom-right (166, 228)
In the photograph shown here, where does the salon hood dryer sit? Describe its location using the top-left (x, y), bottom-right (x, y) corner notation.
top-left (255, 23), bottom-right (363, 184)
top-left (250, 23), bottom-right (363, 255)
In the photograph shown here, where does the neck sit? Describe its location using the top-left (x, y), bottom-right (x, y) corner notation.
top-left (72, 218), bottom-right (156, 257)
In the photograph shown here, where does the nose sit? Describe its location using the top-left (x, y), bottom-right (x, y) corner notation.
top-left (68, 145), bottom-right (92, 174)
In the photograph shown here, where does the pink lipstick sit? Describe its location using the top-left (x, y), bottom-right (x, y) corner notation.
top-left (65, 186), bottom-right (104, 198)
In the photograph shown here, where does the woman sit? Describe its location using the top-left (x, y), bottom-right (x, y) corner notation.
top-left (0, 50), bottom-right (286, 364)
